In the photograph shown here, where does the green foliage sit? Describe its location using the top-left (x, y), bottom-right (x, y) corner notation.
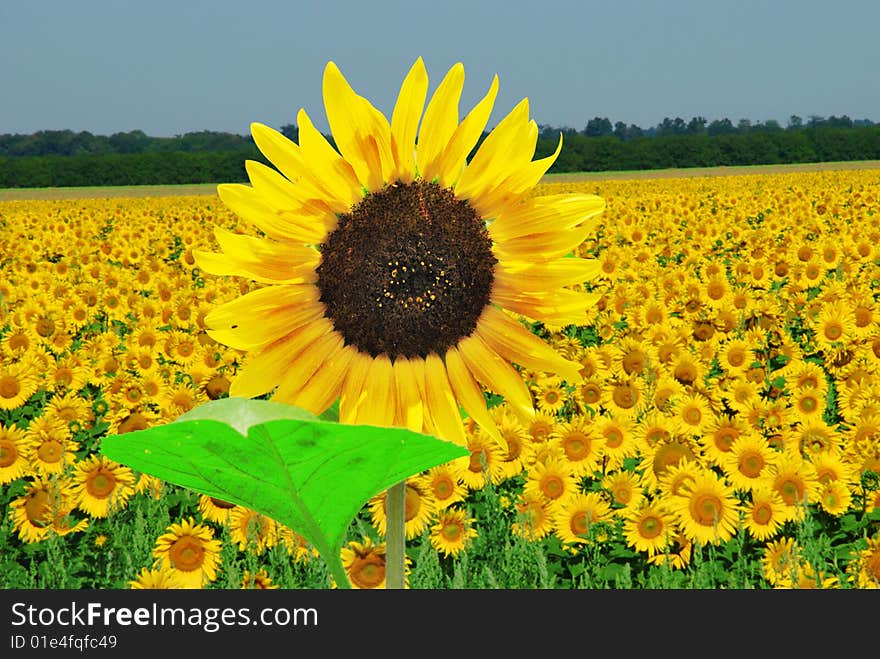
top-left (99, 397), bottom-right (468, 588)
top-left (2, 124), bottom-right (880, 188)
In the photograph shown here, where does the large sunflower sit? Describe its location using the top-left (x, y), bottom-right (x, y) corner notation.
top-left (194, 58), bottom-right (604, 443)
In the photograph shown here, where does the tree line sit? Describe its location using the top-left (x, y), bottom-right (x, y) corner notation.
top-left (0, 116), bottom-right (877, 188)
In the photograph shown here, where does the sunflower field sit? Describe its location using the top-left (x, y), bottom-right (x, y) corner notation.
top-left (2, 167), bottom-right (880, 590)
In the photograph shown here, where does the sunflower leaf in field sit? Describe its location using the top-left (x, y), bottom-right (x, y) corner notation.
top-left (100, 397), bottom-right (468, 588)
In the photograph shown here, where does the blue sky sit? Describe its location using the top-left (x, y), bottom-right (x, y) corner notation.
top-left (2, 0), bottom-right (878, 137)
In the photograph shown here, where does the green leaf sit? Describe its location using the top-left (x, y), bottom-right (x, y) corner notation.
top-left (100, 397), bottom-right (468, 588)
top-left (319, 398), bottom-right (340, 422)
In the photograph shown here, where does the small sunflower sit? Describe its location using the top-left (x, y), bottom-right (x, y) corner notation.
top-left (793, 422), bottom-right (843, 460)
top-left (810, 301), bottom-right (856, 353)
top-left (646, 527), bottom-right (693, 571)
top-left (241, 569), bottom-right (279, 590)
top-left (429, 506), bottom-right (478, 558)
top-left (8, 476), bottom-right (87, 543)
top-left (604, 377), bottom-right (645, 420)
top-left (42, 391), bottom-right (95, 431)
top-left (25, 430), bottom-right (78, 477)
top-left (229, 507), bottom-right (281, 554)
top-left (789, 388), bottom-right (827, 427)
top-left (809, 450), bottom-right (858, 487)
top-left (767, 453), bottom-right (821, 520)
top-left (524, 410), bottom-right (559, 445)
top-left (633, 410), bottom-right (677, 454)
top-left (610, 336), bottom-right (653, 379)
top-left (657, 458), bottom-right (702, 499)
top-left (511, 491), bottom-right (554, 541)
top-left (0, 362), bottom-right (40, 411)
top-left (278, 526), bottom-right (319, 563)
top-left (623, 497), bottom-right (677, 556)
top-left (198, 494), bottom-right (238, 525)
top-left (534, 376), bottom-right (568, 415)
top-left (106, 406), bottom-right (159, 436)
top-left (0, 423), bottom-right (31, 484)
top-left (134, 473), bottom-right (165, 500)
top-left (453, 429), bottom-right (505, 490)
top-left (368, 478), bottom-right (437, 540)
top-left (783, 359), bottom-right (829, 397)
top-left (668, 349), bottom-right (705, 388)
top-left (741, 487), bottom-right (787, 541)
top-left (574, 376), bottom-right (607, 412)
top-left (641, 436), bottom-right (700, 493)
top-left (761, 537), bottom-right (802, 587)
top-left (340, 536), bottom-right (409, 589)
top-left (549, 414), bottom-right (605, 477)
top-left (816, 479), bottom-right (853, 517)
top-left (669, 469), bottom-right (740, 546)
top-left (650, 373), bottom-right (686, 413)
top-left (70, 455), bottom-right (137, 518)
top-left (721, 375), bottom-right (761, 415)
top-left (416, 463), bottom-right (468, 510)
top-left (193, 58), bottom-right (604, 444)
top-left (152, 517), bottom-right (223, 589)
top-left (523, 455), bottom-right (579, 511)
top-left (602, 469), bottom-right (644, 510)
top-left (847, 532), bottom-right (880, 589)
top-left (699, 414), bottom-right (751, 467)
top-left (577, 346), bottom-right (612, 381)
top-left (490, 404), bottom-right (530, 480)
top-left (720, 434), bottom-right (778, 493)
top-left (595, 414), bottom-right (639, 470)
top-left (671, 391), bottom-right (715, 436)
top-left (48, 354), bottom-right (90, 394)
top-left (552, 491), bottom-right (612, 546)
top-left (129, 566), bottom-right (184, 590)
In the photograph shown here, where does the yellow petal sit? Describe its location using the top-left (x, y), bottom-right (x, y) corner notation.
top-left (245, 159), bottom-right (305, 207)
top-left (249, 123), bottom-right (340, 206)
top-left (456, 333), bottom-right (534, 421)
top-left (296, 108), bottom-right (363, 212)
top-left (214, 183), bottom-right (330, 245)
top-left (288, 343), bottom-right (358, 416)
top-left (339, 351), bottom-right (374, 424)
top-left (207, 296), bottom-right (325, 351)
top-left (323, 61), bottom-right (393, 190)
top-left (491, 287), bottom-right (602, 326)
top-left (390, 57), bottom-right (428, 183)
top-left (392, 357), bottom-right (424, 433)
top-left (423, 353), bottom-right (466, 445)
top-left (244, 159), bottom-right (342, 240)
top-left (356, 354), bottom-right (396, 428)
top-left (273, 331), bottom-right (345, 404)
top-left (491, 223), bottom-right (598, 261)
top-left (442, 346), bottom-right (502, 443)
top-left (475, 306), bottom-right (581, 382)
top-left (494, 257), bottom-right (603, 291)
top-left (435, 74), bottom-right (499, 188)
top-left (454, 98), bottom-right (533, 205)
top-left (229, 317), bottom-right (334, 398)
top-left (416, 63), bottom-right (464, 181)
top-left (204, 284), bottom-right (317, 328)
top-left (489, 193), bottom-right (605, 242)
top-left (197, 227), bottom-right (319, 283)
top-left (472, 132), bottom-right (562, 214)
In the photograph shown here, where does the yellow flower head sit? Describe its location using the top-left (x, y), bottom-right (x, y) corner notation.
top-left (193, 58), bottom-right (605, 445)
top-left (152, 517), bottom-right (223, 589)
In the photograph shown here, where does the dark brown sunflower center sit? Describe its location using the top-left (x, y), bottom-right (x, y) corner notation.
top-left (316, 180), bottom-right (496, 358)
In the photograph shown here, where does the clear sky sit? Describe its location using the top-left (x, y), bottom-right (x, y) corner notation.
top-left (2, 0), bottom-right (879, 138)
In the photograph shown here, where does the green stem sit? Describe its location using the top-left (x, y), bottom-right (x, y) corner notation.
top-left (385, 479), bottom-right (406, 589)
